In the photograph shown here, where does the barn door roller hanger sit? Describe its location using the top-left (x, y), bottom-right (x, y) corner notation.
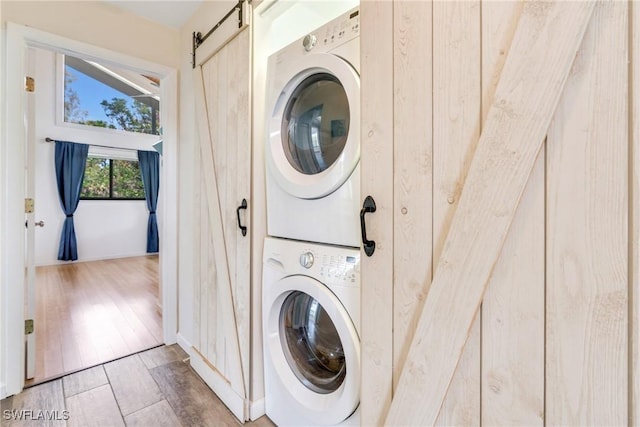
top-left (191, 0), bottom-right (248, 68)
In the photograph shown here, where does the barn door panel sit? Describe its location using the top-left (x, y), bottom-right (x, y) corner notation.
top-left (385, 2), bottom-right (595, 424)
top-left (192, 25), bottom-right (252, 422)
top-left (480, 2), bottom-right (545, 425)
top-left (545, 1), bottom-right (628, 423)
top-left (432, 2), bottom-right (482, 424)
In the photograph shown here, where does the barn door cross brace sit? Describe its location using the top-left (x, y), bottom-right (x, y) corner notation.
top-left (192, 0), bottom-right (246, 68)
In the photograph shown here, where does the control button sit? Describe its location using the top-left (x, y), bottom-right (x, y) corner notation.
top-left (303, 34), bottom-right (317, 51)
top-left (300, 252), bottom-right (314, 269)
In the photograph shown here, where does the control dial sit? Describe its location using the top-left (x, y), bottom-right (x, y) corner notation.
top-left (300, 252), bottom-right (314, 269)
top-left (303, 34), bottom-right (317, 52)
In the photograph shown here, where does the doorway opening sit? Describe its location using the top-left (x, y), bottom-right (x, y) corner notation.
top-left (2, 22), bottom-right (178, 397)
top-left (25, 46), bottom-right (165, 386)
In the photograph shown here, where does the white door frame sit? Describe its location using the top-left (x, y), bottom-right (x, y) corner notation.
top-left (1, 22), bottom-right (179, 397)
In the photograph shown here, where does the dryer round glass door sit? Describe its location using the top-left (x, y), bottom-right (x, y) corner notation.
top-left (267, 53), bottom-right (360, 199)
top-left (281, 73), bottom-right (349, 176)
top-left (280, 291), bottom-right (346, 394)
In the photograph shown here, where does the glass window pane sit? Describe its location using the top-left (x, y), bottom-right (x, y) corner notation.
top-left (64, 55), bottom-right (160, 135)
top-left (112, 160), bottom-right (145, 199)
top-left (81, 158), bottom-right (110, 198)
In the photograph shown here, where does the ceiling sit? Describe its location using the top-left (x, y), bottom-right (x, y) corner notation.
top-left (102, 1), bottom-right (204, 29)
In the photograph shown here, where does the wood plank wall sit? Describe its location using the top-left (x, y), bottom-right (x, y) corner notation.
top-left (362, 0), bottom-right (636, 424)
top-left (432, 2), bottom-right (481, 424)
top-left (360, 1), bottom-right (394, 425)
top-left (545, 2), bottom-right (628, 423)
top-left (480, 2), bottom-right (545, 425)
top-left (633, 2), bottom-right (640, 424)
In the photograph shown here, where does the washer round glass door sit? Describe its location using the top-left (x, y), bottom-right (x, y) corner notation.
top-left (280, 291), bottom-right (346, 394)
top-left (267, 53), bottom-right (360, 199)
top-left (265, 275), bottom-right (360, 425)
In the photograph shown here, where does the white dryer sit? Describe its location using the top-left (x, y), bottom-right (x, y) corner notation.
top-left (262, 237), bottom-right (360, 426)
top-left (265, 8), bottom-right (361, 248)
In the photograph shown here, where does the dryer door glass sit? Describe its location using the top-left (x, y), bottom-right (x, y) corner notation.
top-left (280, 291), bottom-right (346, 394)
top-left (282, 73), bottom-right (350, 175)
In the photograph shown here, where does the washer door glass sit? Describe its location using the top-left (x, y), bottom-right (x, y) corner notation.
top-left (280, 291), bottom-right (346, 394)
top-left (281, 73), bottom-right (350, 175)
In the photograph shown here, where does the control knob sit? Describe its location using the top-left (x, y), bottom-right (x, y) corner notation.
top-left (300, 252), bottom-right (314, 269)
top-left (303, 34), bottom-right (317, 52)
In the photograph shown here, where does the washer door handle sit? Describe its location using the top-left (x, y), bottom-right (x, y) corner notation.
top-left (360, 195), bottom-right (376, 256)
top-left (236, 198), bottom-right (248, 236)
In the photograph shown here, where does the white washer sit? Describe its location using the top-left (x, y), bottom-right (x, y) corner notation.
top-left (262, 237), bottom-right (360, 426)
top-left (265, 8), bottom-right (361, 248)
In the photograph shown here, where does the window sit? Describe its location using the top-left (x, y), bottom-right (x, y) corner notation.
top-left (81, 157), bottom-right (146, 200)
top-left (63, 54), bottom-right (161, 135)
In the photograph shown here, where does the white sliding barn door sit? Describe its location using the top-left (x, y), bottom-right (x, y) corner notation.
top-left (192, 21), bottom-right (251, 422)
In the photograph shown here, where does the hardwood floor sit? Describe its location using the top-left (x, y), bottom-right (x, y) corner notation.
top-left (29, 256), bottom-right (163, 385)
top-left (1, 345), bottom-right (275, 427)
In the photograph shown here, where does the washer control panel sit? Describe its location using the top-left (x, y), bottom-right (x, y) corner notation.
top-left (298, 248), bottom-right (360, 286)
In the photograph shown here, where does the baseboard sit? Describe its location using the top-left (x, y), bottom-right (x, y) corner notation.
top-left (37, 252), bottom-right (155, 267)
top-left (249, 398), bottom-right (266, 420)
top-left (175, 333), bottom-right (191, 358)
top-left (190, 350), bottom-right (245, 422)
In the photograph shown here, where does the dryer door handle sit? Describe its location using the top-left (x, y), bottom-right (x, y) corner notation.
top-left (360, 196), bottom-right (376, 256)
top-left (237, 198), bottom-right (248, 236)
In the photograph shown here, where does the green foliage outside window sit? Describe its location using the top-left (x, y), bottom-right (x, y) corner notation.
top-left (81, 157), bottom-right (145, 200)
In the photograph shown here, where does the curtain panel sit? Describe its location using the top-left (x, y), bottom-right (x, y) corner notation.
top-left (138, 150), bottom-right (160, 253)
top-left (54, 141), bottom-right (89, 261)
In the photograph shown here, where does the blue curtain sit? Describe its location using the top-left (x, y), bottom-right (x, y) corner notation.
top-left (54, 141), bottom-right (89, 261)
top-left (138, 150), bottom-right (160, 253)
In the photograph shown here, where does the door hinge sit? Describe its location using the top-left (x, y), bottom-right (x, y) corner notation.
top-left (25, 319), bottom-right (34, 335)
top-left (25, 76), bottom-right (35, 92)
top-left (25, 198), bottom-right (34, 213)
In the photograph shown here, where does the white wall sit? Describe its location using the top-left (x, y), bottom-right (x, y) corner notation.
top-left (33, 48), bottom-right (157, 265)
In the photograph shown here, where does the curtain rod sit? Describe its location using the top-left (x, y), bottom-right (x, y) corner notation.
top-left (45, 137), bottom-right (152, 152)
top-left (192, 0), bottom-right (245, 68)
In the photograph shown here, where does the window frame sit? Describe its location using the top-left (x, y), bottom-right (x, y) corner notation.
top-left (56, 53), bottom-right (161, 138)
top-left (80, 155), bottom-right (146, 201)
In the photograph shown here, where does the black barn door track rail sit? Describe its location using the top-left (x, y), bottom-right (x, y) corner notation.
top-left (192, 0), bottom-right (247, 68)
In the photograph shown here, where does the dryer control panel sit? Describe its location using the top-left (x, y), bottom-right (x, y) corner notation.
top-left (301, 8), bottom-right (359, 53)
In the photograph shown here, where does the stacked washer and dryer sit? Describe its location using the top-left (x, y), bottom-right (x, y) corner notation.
top-left (262, 8), bottom-right (362, 427)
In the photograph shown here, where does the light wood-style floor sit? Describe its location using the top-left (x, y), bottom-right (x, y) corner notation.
top-left (29, 256), bottom-right (163, 385)
top-left (1, 345), bottom-right (274, 426)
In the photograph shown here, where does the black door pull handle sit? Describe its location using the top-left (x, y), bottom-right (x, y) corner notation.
top-left (236, 198), bottom-right (248, 236)
top-left (360, 195), bottom-right (376, 256)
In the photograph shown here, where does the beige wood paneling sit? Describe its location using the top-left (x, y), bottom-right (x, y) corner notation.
top-left (360, 1), bottom-right (394, 425)
top-left (192, 26), bottom-right (252, 419)
top-left (480, 2), bottom-right (545, 425)
top-left (392, 0), bottom-right (433, 391)
top-left (385, 2), bottom-right (595, 424)
top-left (432, 2), bottom-right (481, 424)
top-left (632, 1), bottom-right (640, 423)
top-left (545, 1), bottom-right (628, 424)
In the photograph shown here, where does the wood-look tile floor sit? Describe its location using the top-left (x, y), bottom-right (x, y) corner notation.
top-left (1, 345), bottom-right (275, 427)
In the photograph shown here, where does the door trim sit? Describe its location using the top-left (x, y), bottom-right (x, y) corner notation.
top-left (1, 22), bottom-right (179, 397)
